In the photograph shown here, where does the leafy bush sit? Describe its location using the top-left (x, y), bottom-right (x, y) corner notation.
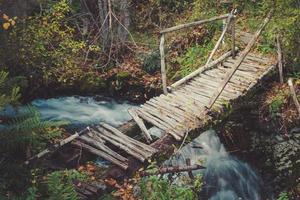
top-left (3, 0), bottom-right (102, 93)
top-left (142, 50), bottom-right (161, 74)
top-left (139, 175), bottom-right (196, 200)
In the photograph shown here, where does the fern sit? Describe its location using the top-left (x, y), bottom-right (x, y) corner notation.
top-left (0, 106), bottom-right (68, 153)
top-left (0, 71), bottom-right (21, 110)
top-left (47, 170), bottom-right (87, 200)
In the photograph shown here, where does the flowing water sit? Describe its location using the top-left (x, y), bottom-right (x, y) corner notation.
top-left (30, 96), bottom-right (135, 127)
top-left (2, 96), bottom-right (267, 198)
top-left (165, 130), bottom-right (264, 200)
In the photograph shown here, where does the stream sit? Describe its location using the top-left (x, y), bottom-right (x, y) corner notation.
top-left (6, 96), bottom-right (269, 199)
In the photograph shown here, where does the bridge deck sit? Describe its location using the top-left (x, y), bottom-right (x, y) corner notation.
top-left (132, 35), bottom-right (276, 141)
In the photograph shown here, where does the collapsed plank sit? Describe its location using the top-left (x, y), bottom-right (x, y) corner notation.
top-left (128, 108), bottom-right (153, 143)
top-left (73, 141), bottom-right (128, 170)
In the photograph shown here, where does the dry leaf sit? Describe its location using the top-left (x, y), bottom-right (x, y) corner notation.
top-left (3, 14), bottom-right (9, 21)
top-left (3, 22), bottom-right (10, 30)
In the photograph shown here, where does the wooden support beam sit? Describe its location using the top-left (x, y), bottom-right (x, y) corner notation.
top-left (128, 109), bottom-right (153, 143)
top-left (140, 164), bottom-right (205, 176)
top-left (276, 35), bottom-right (284, 83)
top-left (207, 9), bottom-right (274, 109)
top-left (160, 14), bottom-right (230, 34)
top-left (288, 78), bottom-right (300, 118)
top-left (170, 48), bottom-right (238, 90)
top-left (205, 13), bottom-right (233, 65)
top-left (160, 34), bottom-right (168, 94)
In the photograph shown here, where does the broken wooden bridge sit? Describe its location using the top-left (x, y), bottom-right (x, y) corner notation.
top-left (28, 11), bottom-right (278, 170)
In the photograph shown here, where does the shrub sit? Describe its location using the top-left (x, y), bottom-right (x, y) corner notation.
top-left (142, 50), bottom-right (161, 74)
top-left (2, 0), bottom-right (101, 93)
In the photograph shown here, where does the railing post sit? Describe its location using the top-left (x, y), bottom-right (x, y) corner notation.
top-left (276, 34), bottom-right (283, 83)
top-left (160, 33), bottom-right (168, 94)
top-left (231, 14), bottom-right (236, 58)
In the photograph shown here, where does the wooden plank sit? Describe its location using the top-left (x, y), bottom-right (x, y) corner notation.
top-left (170, 49), bottom-right (237, 90)
top-left (99, 123), bottom-right (157, 154)
top-left (140, 105), bottom-right (184, 135)
top-left (245, 55), bottom-right (270, 65)
top-left (147, 99), bottom-right (192, 121)
top-left (222, 61), bottom-right (263, 72)
top-left (193, 76), bottom-right (245, 92)
top-left (207, 9), bottom-right (274, 109)
top-left (95, 127), bottom-right (148, 161)
top-left (73, 141), bottom-right (128, 170)
top-left (157, 96), bottom-right (199, 120)
top-left (143, 101), bottom-right (182, 123)
top-left (128, 108), bottom-right (153, 143)
top-left (79, 135), bottom-right (128, 163)
top-left (136, 109), bottom-right (182, 141)
top-left (160, 14), bottom-right (230, 34)
top-left (137, 108), bottom-right (172, 130)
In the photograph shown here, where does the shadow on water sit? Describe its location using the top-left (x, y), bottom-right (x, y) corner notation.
top-left (165, 130), bottom-right (270, 200)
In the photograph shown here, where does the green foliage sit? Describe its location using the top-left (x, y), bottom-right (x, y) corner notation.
top-left (268, 89), bottom-right (288, 118)
top-left (139, 175), bottom-right (196, 200)
top-left (138, 161), bottom-right (198, 200)
top-left (46, 170), bottom-right (87, 200)
top-left (142, 50), bottom-right (161, 74)
top-left (3, 0), bottom-right (102, 93)
top-left (0, 71), bottom-right (21, 110)
top-left (175, 41), bottom-right (214, 78)
top-left (0, 106), bottom-right (67, 154)
top-left (277, 192), bottom-right (290, 200)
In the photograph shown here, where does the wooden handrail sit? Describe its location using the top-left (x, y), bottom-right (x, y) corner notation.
top-left (207, 9), bottom-right (274, 109)
top-left (160, 14), bottom-right (230, 34)
top-left (169, 48), bottom-right (238, 90)
top-left (205, 13), bottom-right (233, 65)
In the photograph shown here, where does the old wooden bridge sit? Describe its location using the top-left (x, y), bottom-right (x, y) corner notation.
top-left (27, 11), bottom-right (278, 171)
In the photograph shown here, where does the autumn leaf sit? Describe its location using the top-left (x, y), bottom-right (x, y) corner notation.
top-left (3, 14), bottom-right (9, 21)
top-left (3, 22), bottom-right (10, 30)
top-left (10, 20), bottom-right (16, 26)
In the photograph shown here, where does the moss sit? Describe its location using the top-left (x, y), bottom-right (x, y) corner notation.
top-left (116, 71), bottom-right (131, 80)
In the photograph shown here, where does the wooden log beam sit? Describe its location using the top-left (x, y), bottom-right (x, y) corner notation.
top-left (288, 78), bottom-right (300, 117)
top-left (207, 9), bottom-right (274, 109)
top-left (160, 34), bottom-right (168, 94)
top-left (160, 14), bottom-right (230, 34)
top-left (170, 48), bottom-right (238, 90)
top-left (128, 108), bottom-right (152, 143)
top-left (140, 164), bottom-right (205, 177)
top-left (205, 13), bottom-right (233, 65)
top-left (276, 34), bottom-right (284, 83)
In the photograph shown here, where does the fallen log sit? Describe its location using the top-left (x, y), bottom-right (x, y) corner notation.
top-left (140, 164), bottom-right (205, 177)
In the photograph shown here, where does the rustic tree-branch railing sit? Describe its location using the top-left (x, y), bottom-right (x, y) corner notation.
top-left (159, 11), bottom-right (237, 94)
